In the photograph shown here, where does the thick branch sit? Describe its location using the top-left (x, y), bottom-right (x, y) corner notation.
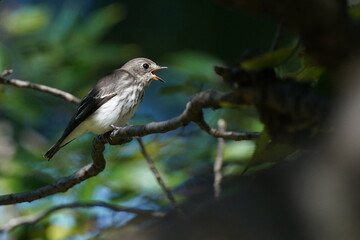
top-left (1, 201), bottom-right (165, 232)
top-left (110, 90), bottom-right (260, 141)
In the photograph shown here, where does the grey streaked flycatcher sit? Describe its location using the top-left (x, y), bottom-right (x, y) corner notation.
top-left (44, 57), bottom-right (166, 159)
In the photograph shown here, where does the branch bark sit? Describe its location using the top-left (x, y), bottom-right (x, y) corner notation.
top-left (214, 119), bottom-right (226, 200)
top-left (110, 90), bottom-right (260, 141)
top-left (0, 69), bottom-right (80, 104)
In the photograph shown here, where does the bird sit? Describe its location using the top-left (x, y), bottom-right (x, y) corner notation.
top-left (44, 57), bottom-right (167, 160)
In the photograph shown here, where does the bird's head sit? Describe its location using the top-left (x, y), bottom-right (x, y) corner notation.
top-left (122, 58), bottom-right (167, 85)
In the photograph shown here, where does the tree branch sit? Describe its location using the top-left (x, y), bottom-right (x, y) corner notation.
top-left (215, 64), bottom-right (330, 143)
top-left (0, 71), bottom-right (259, 205)
top-left (214, 119), bottom-right (226, 200)
top-left (136, 138), bottom-right (180, 212)
top-left (0, 136), bottom-right (132, 205)
top-left (1, 201), bottom-right (165, 232)
top-left (110, 90), bottom-right (260, 141)
top-left (0, 69), bottom-right (80, 104)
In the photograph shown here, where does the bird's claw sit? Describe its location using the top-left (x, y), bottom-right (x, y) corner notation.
top-left (110, 124), bottom-right (120, 130)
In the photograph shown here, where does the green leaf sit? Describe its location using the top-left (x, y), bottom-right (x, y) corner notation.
top-left (245, 128), bottom-right (295, 172)
top-left (223, 141), bottom-right (256, 162)
top-left (241, 46), bottom-right (295, 71)
top-left (248, 128), bottom-right (271, 166)
top-left (292, 66), bottom-right (325, 82)
top-left (349, 4), bottom-right (360, 21)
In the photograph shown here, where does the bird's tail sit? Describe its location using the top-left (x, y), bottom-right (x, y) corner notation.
top-left (44, 142), bottom-right (62, 160)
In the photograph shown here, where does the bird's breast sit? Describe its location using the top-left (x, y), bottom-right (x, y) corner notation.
top-left (88, 88), bottom-right (144, 134)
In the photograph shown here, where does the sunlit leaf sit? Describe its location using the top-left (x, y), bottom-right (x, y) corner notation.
top-left (292, 66), bottom-right (324, 82)
top-left (1, 6), bottom-right (50, 35)
top-left (46, 224), bottom-right (72, 240)
top-left (241, 46), bottom-right (295, 71)
top-left (224, 141), bottom-right (256, 162)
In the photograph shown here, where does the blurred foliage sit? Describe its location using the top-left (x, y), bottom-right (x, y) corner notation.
top-left (0, 5), bottom-right (50, 35)
top-left (0, 0), bottom-right (332, 239)
top-left (241, 46), bottom-right (296, 71)
top-left (349, 4), bottom-right (360, 20)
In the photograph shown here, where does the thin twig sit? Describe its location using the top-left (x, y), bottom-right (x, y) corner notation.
top-left (214, 119), bottom-right (226, 200)
top-left (196, 114), bottom-right (257, 141)
top-left (1, 69), bottom-right (13, 77)
top-left (136, 138), bottom-right (180, 212)
top-left (0, 71), bottom-right (80, 104)
top-left (1, 201), bottom-right (166, 232)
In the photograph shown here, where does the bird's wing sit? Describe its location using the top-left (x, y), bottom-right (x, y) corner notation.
top-left (56, 70), bottom-right (132, 145)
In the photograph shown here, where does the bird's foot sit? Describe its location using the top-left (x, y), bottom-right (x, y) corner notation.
top-left (108, 124), bottom-right (133, 145)
top-left (110, 124), bottom-right (121, 130)
top-left (110, 123), bottom-right (132, 130)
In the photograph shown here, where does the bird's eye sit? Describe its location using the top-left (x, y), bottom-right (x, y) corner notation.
top-left (142, 63), bottom-right (149, 69)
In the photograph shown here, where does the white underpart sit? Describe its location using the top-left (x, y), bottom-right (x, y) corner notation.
top-left (61, 86), bottom-right (143, 146)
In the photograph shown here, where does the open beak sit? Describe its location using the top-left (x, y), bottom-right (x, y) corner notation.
top-left (151, 66), bottom-right (167, 82)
